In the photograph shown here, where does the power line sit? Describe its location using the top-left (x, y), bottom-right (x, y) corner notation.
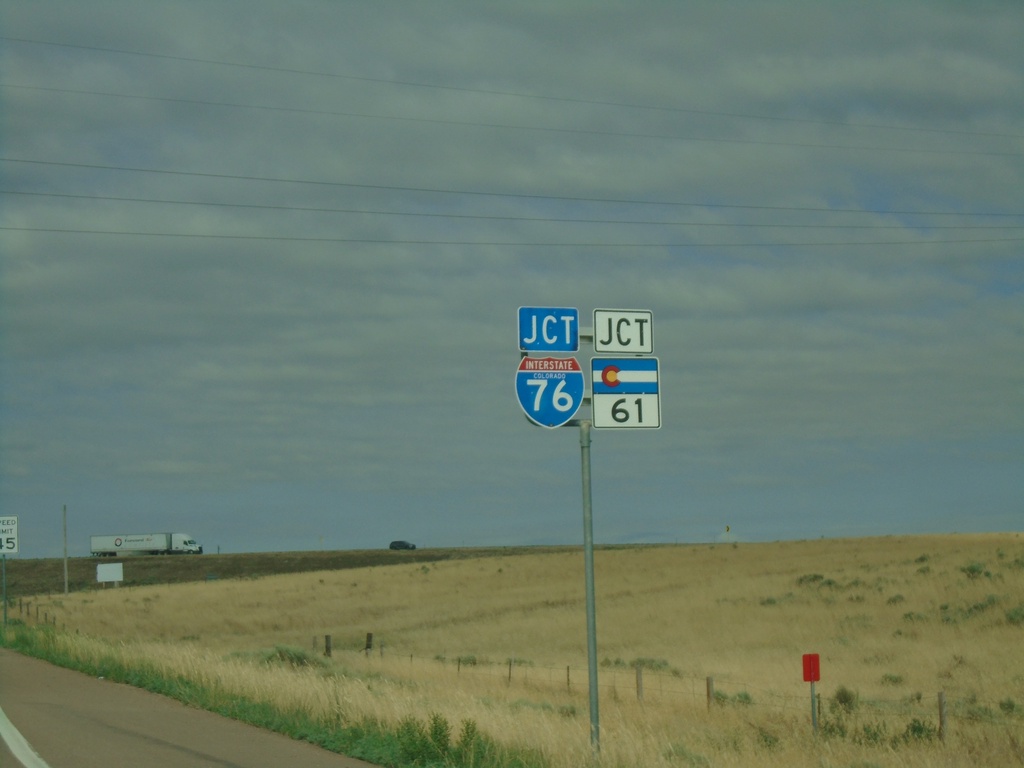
top-left (4, 226), bottom-right (1021, 248)
top-left (3, 190), bottom-right (1022, 230)
top-left (3, 83), bottom-right (1017, 158)
top-left (2, 36), bottom-right (1020, 141)
top-left (4, 158), bottom-right (1020, 218)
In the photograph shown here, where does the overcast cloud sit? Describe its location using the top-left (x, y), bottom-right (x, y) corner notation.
top-left (2, 2), bottom-right (1021, 558)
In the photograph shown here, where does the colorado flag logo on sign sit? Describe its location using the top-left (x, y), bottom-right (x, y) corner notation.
top-left (591, 357), bottom-right (660, 428)
top-left (593, 358), bottom-right (659, 394)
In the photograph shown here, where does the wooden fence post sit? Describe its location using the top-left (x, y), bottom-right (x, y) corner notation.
top-left (566, 665), bottom-right (571, 692)
top-left (636, 666), bottom-right (644, 702)
top-left (324, 634), bottom-right (332, 658)
top-left (938, 691), bottom-right (948, 743)
top-left (706, 677), bottom-right (715, 710)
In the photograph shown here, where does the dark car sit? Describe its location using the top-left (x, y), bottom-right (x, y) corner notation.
top-left (389, 540), bottom-right (416, 550)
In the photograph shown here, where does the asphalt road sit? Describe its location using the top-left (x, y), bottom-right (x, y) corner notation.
top-left (0, 649), bottom-right (377, 768)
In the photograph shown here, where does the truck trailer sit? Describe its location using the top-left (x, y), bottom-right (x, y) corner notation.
top-left (90, 532), bottom-right (203, 557)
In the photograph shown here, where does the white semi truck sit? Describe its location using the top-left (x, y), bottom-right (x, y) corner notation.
top-left (90, 532), bottom-right (203, 557)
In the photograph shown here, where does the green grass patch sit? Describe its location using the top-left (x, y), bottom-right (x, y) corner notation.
top-left (713, 689), bottom-right (754, 707)
top-left (941, 595), bottom-right (1000, 624)
top-left (1, 624), bottom-right (546, 768)
top-left (831, 685), bottom-right (859, 714)
top-left (664, 742), bottom-right (711, 767)
top-left (960, 561), bottom-right (989, 580)
top-left (261, 645), bottom-right (328, 669)
top-left (601, 656), bottom-right (681, 675)
top-left (796, 573), bottom-right (825, 586)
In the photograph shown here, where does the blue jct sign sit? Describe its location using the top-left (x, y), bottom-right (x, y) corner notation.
top-left (515, 356), bottom-right (584, 428)
top-left (518, 307), bottom-right (579, 352)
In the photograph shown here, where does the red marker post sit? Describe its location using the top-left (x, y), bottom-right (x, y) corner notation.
top-left (803, 653), bottom-right (821, 734)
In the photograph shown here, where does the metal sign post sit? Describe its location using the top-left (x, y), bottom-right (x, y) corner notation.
top-left (515, 307), bottom-right (659, 754)
top-left (579, 420), bottom-right (600, 750)
top-left (63, 504), bottom-right (69, 595)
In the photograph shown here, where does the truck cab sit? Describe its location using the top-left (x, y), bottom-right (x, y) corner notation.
top-left (172, 533), bottom-right (203, 554)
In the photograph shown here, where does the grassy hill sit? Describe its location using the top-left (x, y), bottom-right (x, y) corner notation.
top-left (7, 534), bottom-right (1024, 767)
top-left (2, 546), bottom-right (562, 598)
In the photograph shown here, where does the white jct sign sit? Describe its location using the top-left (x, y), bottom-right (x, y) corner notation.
top-left (593, 309), bottom-right (653, 354)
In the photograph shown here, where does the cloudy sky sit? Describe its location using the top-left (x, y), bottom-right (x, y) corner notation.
top-left (2, 2), bottom-right (1021, 559)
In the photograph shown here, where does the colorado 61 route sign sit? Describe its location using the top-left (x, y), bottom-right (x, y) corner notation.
top-left (591, 357), bottom-right (661, 429)
top-left (515, 356), bottom-right (584, 428)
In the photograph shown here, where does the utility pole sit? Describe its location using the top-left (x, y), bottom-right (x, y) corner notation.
top-left (63, 504), bottom-right (69, 595)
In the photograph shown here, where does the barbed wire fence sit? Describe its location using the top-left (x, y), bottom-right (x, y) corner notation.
top-left (10, 601), bottom-right (1019, 740)
top-left (320, 634), bottom-right (1018, 739)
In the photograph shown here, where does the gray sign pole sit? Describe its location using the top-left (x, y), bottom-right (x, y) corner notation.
top-left (811, 680), bottom-right (818, 734)
top-left (579, 419), bottom-right (600, 750)
top-left (2, 555), bottom-right (6, 628)
top-left (516, 310), bottom-right (601, 750)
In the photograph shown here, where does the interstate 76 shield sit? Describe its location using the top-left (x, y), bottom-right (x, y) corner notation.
top-left (515, 357), bottom-right (584, 428)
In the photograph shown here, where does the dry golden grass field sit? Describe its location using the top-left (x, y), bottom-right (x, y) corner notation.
top-left (13, 534), bottom-right (1024, 767)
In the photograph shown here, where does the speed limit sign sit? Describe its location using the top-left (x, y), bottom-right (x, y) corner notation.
top-left (0, 516), bottom-right (18, 554)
